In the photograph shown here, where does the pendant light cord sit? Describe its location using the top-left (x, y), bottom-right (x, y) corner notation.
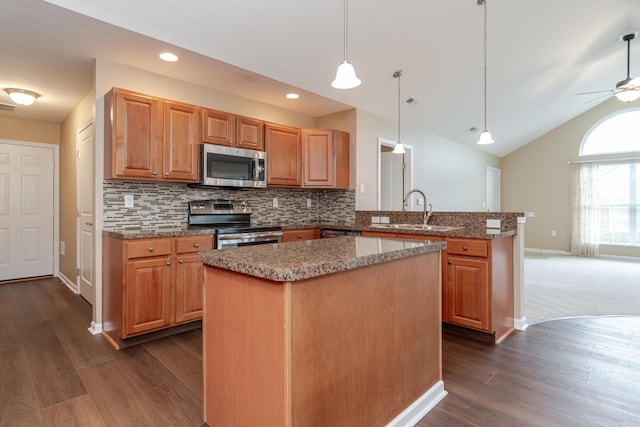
top-left (343, 0), bottom-right (349, 62)
top-left (482, 0), bottom-right (488, 131)
top-left (396, 71), bottom-right (402, 144)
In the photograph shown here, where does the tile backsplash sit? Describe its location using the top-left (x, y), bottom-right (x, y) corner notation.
top-left (103, 181), bottom-right (355, 229)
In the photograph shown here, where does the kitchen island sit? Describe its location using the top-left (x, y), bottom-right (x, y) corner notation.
top-left (199, 236), bottom-right (447, 427)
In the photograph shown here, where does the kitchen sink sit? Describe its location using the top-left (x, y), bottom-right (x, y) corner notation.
top-left (369, 224), bottom-right (464, 232)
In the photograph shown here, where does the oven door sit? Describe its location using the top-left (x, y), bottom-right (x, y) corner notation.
top-left (201, 144), bottom-right (266, 188)
top-left (216, 230), bottom-right (283, 249)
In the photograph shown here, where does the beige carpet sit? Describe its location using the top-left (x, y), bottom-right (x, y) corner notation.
top-left (524, 252), bottom-right (640, 324)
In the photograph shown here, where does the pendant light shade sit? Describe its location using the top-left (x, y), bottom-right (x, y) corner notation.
top-left (477, 0), bottom-right (494, 145)
top-left (332, 0), bottom-right (361, 89)
top-left (614, 78), bottom-right (640, 102)
top-left (392, 69), bottom-right (406, 154)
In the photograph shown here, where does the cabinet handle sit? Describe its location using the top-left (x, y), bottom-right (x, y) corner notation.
top-left (166, 261), bottom-right (171, 266)
top-left (152, 171), bottom-right (158, 176)
top-left (448, 260), bottom-right (452, 264)
top-left (148, 247), bottom-right (154, 252)
top-left (165, 172), bottom-right (170, 176)
top-left (193, 243), bottom-right (199, 248)
top-left (178, 259), bottom-right (184, 264)
top-left (463, 245), bottom-right (468, 251)
top-left (297, 234), bottom-right (302, 238)
top-left (228, 140), bottom-right (233, 145)
top-left (238, 140), bottom-right (243, 145)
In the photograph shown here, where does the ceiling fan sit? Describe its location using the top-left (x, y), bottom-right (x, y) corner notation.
top-left (577, 32), bottom-right (640, 103)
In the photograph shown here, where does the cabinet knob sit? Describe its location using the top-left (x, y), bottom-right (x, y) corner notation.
top-left (228, 140), bottom-right (233, 145)
top-left (178, 259), bottom-right (184, 264)
top-left (165, 172), bottom-right (170, 176)
top-left (193, 243), bottom-right (200, 248)
top-left (463, 245), bottom-right (468, 251)
top-left (448, 260), bottom-right (452, 264)
top-left (166, 261), bottom-right (171, 266)
top-left (238, 141), bottom-right (243, 145)
top-left (152, 171), bottom-right (158, 176)
top-left (297, 234), bottom-right (302, 239)
top-left (148, 247), bottom-right (154, 252)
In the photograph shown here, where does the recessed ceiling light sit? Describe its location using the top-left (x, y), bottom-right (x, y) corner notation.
top-left (159, 52), bottom-right (178, 62)
top-left (285, 93), bottom-right (300, 99)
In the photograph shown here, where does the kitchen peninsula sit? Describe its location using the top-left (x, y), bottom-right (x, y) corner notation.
top-left (199, 236), bottom-right (447, 427)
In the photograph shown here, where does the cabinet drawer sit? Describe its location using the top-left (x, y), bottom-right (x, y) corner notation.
top-left (126, 239), bottom-right (172, 259)
top-left (282, 229), bottom-right (318, 242)
top-left (446, 238), bottom-right (488, 257)
top-left (176, 235), bottom-right (213, 254)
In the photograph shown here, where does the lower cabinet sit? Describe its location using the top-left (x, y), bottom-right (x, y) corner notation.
top-left (281, 228), bottom-right (319, 242)
top-left (102, 234), bottom-right (213, 347)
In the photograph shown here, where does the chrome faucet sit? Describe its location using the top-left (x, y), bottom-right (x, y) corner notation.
top-left (402, 189), bottom-right (433, 225)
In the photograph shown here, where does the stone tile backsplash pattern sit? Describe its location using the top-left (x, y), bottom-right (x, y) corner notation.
top-left (103, 181), bottom-right (356, 229)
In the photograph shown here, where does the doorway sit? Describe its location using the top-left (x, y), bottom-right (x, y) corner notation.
top-left (486, 166), bottom-right (500, 212)
top-left (378, 138), bottom-right (413, 210)
top-left (0, 141), bottom-right (57, 281)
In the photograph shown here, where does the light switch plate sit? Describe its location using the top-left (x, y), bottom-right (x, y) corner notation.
top-left (380, 216), bottom-right (390, 224)
top-left (371, 216), bottom-right (381, 224)
top-left (486, 219), bottom-right (501, 228)
top-left (307, 198), bottom-right (312, 208)
top-left (272, 197), bottom-right (278, 208)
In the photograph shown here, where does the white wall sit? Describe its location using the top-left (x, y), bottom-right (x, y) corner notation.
top-left (355, 110), bottom-right (501, 211)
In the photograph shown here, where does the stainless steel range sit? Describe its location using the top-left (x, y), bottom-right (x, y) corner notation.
top-left (188, 199), bottom-right (282, 249)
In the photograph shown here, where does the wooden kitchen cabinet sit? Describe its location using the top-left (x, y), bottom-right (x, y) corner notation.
top-left (301, 129), bottom-right (349, 189)
top-left (202, 108), bottom-right (264, 150)
top-left (105, 88), bottom-right (200, 183)
top-left (265, 123), bottom-right (302, 187)
top-left (102, 234), bottom-right (213, 347)
top-left (281, 228), bottom-right (320, 242)
top-left (443, 236), bottom-right (514, 343)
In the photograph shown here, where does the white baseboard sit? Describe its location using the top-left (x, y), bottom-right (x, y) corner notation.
top-left (525, 248), bottom-right (571, 256)
top-left (58, 272), bottom-right (78, 294)
top-left (514, 317), bottom-right (528, 331)
top-left (88, 321), bottom-right (102, 335)
top-left (386, 380), bottom-right (447, 427)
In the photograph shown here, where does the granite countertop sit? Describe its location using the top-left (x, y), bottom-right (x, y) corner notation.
top-left (102, 227), bottom-right (217, 240)
top-left (198, 236), bottom-right (446, 282)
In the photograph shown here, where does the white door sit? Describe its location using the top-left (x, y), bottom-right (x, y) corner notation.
top-left (380, 151), bottom-right (404, 210)
top-left (486, 166), bottom-right (501, 212)
top-left (78, 123), bottom-right (95, 305)
top-left (0, 142), bottom-right (54, 281)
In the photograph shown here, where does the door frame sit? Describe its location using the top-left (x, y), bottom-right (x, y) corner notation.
top-left (377, 137), bottom-right (414, 210)
top-left (76, 120), bottom-right (95, 305)
top-left (0, 139), bottom-right (59, 279)
top-left (486, 166), bottom-right (501, 212)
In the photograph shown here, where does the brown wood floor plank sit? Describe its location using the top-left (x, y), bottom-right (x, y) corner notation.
top-left (22, 321), bottom-right (87, 409)
top-left (114, 345), bottom-right (203, 426)
top-left (77, 360), bottom-right (168, 426)
top-left (142, 337), bottom-right (203, 399)
top-left (169, 328), bottom-right (203, 360)
top-left (0, 348), bottom-right (44, 427)
top-left (40, 394), bottom-right (106, 427)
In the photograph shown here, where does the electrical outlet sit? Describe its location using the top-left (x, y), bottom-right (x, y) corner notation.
top-left (307, 198), bottom-right (312, 208)
top-left (551, 230), bottom-right (557, 236)
top-left (486, 219), bottom-right (501, 228)
top-left (380, 216), bottom-right (390, 224)
top-left (371, 216), bottom-right (381, 224)
top-left (272, 197), bottom-right (278, 208)
top-left (360, 184), bottom-right (365, 193)
top-left (124, 194), bottom-right (134, 208)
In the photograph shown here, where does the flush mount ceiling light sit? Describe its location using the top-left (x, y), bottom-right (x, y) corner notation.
top-left (159, 52), bottom-right (179, 62)
top-left (477, 0), bottom-right (494, 145)
top-left (392, 70), bottom-right (406, 154)
top-left (331, 0), bottom-right (361, 89)
top-left (5, 88), bottom-right (40, 106)
top-left (285, 93), bottom-right (300, 99)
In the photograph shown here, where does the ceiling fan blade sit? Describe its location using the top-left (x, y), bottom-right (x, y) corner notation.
top-left (576, 89), bottom-right (613, 96)
top-left (584, 93), bottom-right (613, 104)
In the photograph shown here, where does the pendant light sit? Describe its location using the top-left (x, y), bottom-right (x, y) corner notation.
top-left (477, 0), bottom-right (494, 145)
top-left (392, 70), bottom-right (406, 154)
top-left (331, 0), bottom-right (361, 89)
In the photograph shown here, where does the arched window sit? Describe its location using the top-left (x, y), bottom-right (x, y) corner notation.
top-left (572, 109), bottom-right (640, 250)
top-left (580, 109), bottom-right (640, 156)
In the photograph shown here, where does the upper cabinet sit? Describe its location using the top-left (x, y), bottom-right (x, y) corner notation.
top-left (105, 88), bottom-right (200, 183)
top-left (202, 108), bottom-right (264, 151)
top-left (265, 123), bottom-right (302, 187)
top-left (302, 129), bottom-right (349, 189)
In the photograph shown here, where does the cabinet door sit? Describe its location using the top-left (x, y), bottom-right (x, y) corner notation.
top-left (444, 255), bottom-right (490, 331)
top-left (236, 116), bottom-right (264, 151)
top-left (265, 123), bottom-right (301, 187)
top-left (163, 101), bottom-right (200, 182)
top-left (202, 108), bottom-right (235, 146)
top-left (302, 129), bottom-right (334, 188)
top-left (175, 253), bottom-right (204, 323)
top-left (112, 89), bottom-right (162, 179)
top-left (124, 257), bottom-right (172, 337)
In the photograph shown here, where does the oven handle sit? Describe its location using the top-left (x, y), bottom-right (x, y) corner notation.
top-left (217, 231), bottom-right (283, 242)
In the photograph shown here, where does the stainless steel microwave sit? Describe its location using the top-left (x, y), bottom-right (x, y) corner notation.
top-left (200, 143), bottom-right (267, 188)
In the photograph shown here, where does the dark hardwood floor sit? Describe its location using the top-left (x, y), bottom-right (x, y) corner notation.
top-left (1, 278), bottom-right (639, 426)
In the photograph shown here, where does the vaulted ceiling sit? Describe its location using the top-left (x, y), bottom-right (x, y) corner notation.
top-left (1, 0), bottom-right (639, 157)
